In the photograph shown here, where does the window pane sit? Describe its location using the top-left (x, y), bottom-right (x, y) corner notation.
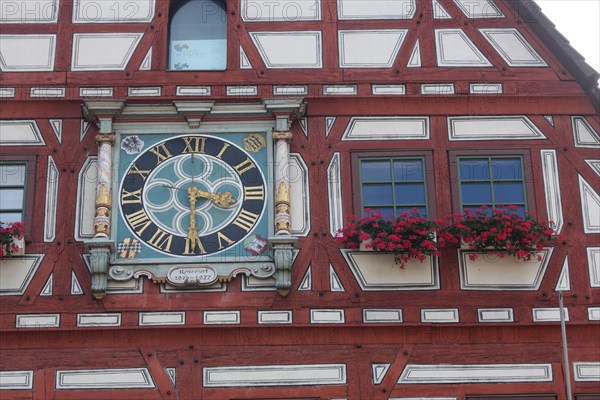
top-left (0, 164), bottom-right (26, 186)
top-left (459, 159), bottom-right (489, 181)
top-left (169, 0), bottom-right (227, 70)
top-left (461, 182), bottom-right (492, 204)
top-left (394, 160), bottom-right (423, 181)
top-left (362, 160), bottom-right (391, 182)
top-left (395, 183), bottom-right (426, 205)
top-left (366, 207), bottom-right (394, 218)
top-left (491, 158), bottom-right (522, 180)
top-left (363, 184), bottom-right (393, 205)
top-left (494, 182), bottom-right (525, 204)
top-left (0, 189), bottom-right (24, 210)
top-left (0, 212), bottom-right (22, 223)
top-left (396, 206), bottom-right (427, 216)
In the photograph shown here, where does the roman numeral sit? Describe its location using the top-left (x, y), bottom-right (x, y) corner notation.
top-left (128, 164), bottom-right (151, 180)
top-left (232, 210), bottom-right (259, 232)
top-left (216, 143), bottom-right (230, 159)
top-left (183, 236), bottom-right (206, 255)
top-left (234, 158), bottom-right (256, 175)
top-left (244, 186), bottom-right (264, 201)
top-left (121, 189), bottom-right (142, 204)
top-left (183, 137), bottom-right (206, 154)
top-left (147, 228), bottom-right (173, 253)
top-left (217, 232), bottom-right (235, 250)
top-left (149, 143), bottom-right (173, 165)
top-left (125, 209), bottom-right (152, 234)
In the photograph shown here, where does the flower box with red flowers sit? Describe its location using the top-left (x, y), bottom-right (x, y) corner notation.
top-left (442, 206), bottom-right (562, 262)
top-left (0, 222), bottom-right (26, 257)
top-left (336, 209), bottom-right (443, 268)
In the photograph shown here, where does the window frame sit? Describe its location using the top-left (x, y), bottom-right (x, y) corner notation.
top-left (351, 150), bottom-right (436, 218)
top-left (167, 0), bottom-right (228, 71)
top-left (0, 154), bottom-right (36, 239)
top-left (449, 149), bottom-right (535, 214)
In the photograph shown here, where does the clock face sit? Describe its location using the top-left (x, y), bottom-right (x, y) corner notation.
top-left (118, 135), bottom-right (267, 257)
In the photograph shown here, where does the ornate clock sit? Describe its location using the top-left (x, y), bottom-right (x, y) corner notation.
top-left (116, 134), bottom-right (269, 260)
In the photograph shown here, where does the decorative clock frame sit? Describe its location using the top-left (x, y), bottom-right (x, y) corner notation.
top-left (83, 99), bottom-right (305, 299)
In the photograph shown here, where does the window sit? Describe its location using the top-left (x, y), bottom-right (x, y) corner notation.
top-left (352, 152), bottom-right (435, 218)
top-left (0, 155), bottom-right (35, 236)
top-left (450, 150), bottom-right (534, 215)
top-left (168, 0), bottom-right (227, 71)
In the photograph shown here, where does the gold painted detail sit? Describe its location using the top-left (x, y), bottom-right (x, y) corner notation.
top-left (243, 133), bottom-right (267, 152)
top-left (94, 206), bottom-right (110, 236)
top-left (95, 183), bottom-right (111, 208)
top-left (118, 237), bottom-right (141, 259)
top-left (275, 181), bottom-right (290, 205)
top-left (272, 130), bottom-right (292, 141)
top-left (95, 133), bottom-right (116, 144)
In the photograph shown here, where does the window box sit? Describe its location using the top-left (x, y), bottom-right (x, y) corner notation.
top-left (1, 222), bottom-right (25, 257)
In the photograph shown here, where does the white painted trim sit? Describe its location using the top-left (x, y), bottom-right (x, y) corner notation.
top-left (586, 247), bottom-right (600, 287)
top-left (338, 29), bottom-right (407, 68)
top-left (337, 0), bottom-right (416, 20)
top-left (329, 264), bottom-right (345, 292)
top-left (0, 34), bottom-right (56, 71)
top-left (0, 88), bottom-right (15, 97)
top-left (71, 32), bottom-right (143, 71)
top-left (128, 86), bottom-right (161, 97)
top-left (327, 153), bottom-right (343, 237)
top-left (477, 308), bottom-right (514, 322)
top-left (273, 85), bottom-right (308, 96)
top-left (139, 311), bottom-right (185, 326)
top-left (16, 313), bottom-right (60, 328)
top-left (226, 85), bottom-right (258, 96)
top-left (435, 29), bottom-right (492, 67)
top-left (49, 119), bottom-right (62, 143)
top-left (241, 0), bottom-right (321, 22)
top-left (0, 371), bottom-right (34, 390)
top-left (588, 307), bottom-right (600, 321)
top-left (448, 115), bottom-right (546, 141)
top-left (55, 368), bottom-right (155, 389)
top-left (372, 84), bottom-right (406, 95)
top-left (532, 307), bottom-right (569, 322)
top-left (0, 254), bottom-right (45, 296)
top-left (585, 159), bottom-right (600, 176)
top-left (399, 363), bottom-right (553, 383)
top-left (298, 264), bottom-right (312, 290)
top-left (323, 85), bottom-right (357, 95)
top-left (203, 364), bottom-right (347, 387)
top-left (40, 273), bottom-right (53, 296)
top-left (250, 31), bottom-right (323, 69)
top-left (372, 364), bottom-right (390, 384)
top-left (421, 83), bottom-right (455, 95)
top-left (541, 149), bottom-right (564, 234)
top-left (30, 87), bottom-right (65, 98)
top-left (258, 310), bottom-right (292, 324)
top-left (0, 120), bottom-right (46, 146)
top-left (0, 0), bottom-right (59, 23)
top-left (555, 255), bottom-right (570, 291)
top-left (453, 0), bottom-right (504, 18)
top-left (70, 271), bottom-right (83, 295)
top-left (470, 83), bottom-right (503, 94)
top-left (290, 153), bottom-right (311, 236)
top-left (176, 86), bottom-right (211, 96)
top-left (579, 175), bottom-right (600, 233)
top-left (203, 311), bottom-right (240, 325)
top-left (80, 87), bottom-right (114, 97)
top-left (74, 156), bottom-right (97, 241)
top-left (341, 116), bottom-right (430, 141)
top-left (421, 309), bottom-right (459, 323)
top-left (77, 313), bottom-right (122, 327)
top-left (363, 309), bottom-right (403, 323)
top-left (480, 28), bottom-right (547, 67)
top-left (310, 309), bottom-right (345, 324)
top-left (573, 362), bottom-right (600, 382)
top-left (72, 0), bottom-right (155, 23)
top-left (44, 156), bottom-right (59, 242)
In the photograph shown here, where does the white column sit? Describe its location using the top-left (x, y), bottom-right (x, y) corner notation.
top-left (273, 130), bottom-right (293, 236)
top-left (93, 134), bottom-right (115, 238)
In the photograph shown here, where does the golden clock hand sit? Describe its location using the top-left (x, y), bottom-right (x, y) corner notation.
top-left (187, 186), bottom-right (199, 240)
top-left (190, 187), bottom-right (236, 208)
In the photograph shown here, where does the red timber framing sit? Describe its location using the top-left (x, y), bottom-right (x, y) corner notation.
top-left (0, 0), bottom-right (599, 399)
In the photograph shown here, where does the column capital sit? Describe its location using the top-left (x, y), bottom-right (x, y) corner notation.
top-left (272, 130), bottom-right (293, 141)
top-left (95, 133), bottom-right (116, 145)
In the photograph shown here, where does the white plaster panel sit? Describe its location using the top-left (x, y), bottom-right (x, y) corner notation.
top-left (0, 371), bottom-right (33, 390)
top-left (363, 309), bottom-right (403, 323)
top-left (572, 116), bottom-right (600, 147)
top-left (204, 311), bottom-right (240, 325)
top-left (421, 309), bottom-right (459, 323)
top-left (480, 28), bottom-right (547, 67)
top-left (407, 40), bottom-right (421, 67)
top-left (435, 29), bottom-right (492, 67)
top-left (80, 87), bottom-right (114, 97)
top-left (372, 364), bottom-right (390, 384)
top-left (71, 33), bottom-right (143, 71)
top-left (372, 84), bottom-right (406, 95)
top-left (432, 0), bottom-right (451, 18)
top-left (477, 308), bottom-right (514, 322)
top-left (470, 83), bottom-right (503, 94)
top-left (342, 251), bottom-right (439, 290)
top-left (327, 153), bottom-right (343, 237)
top-left (0, 120), bottom-right (45, 145)
top-left (49, 119), bottom-right (62, 143)
top-left (342, 116), bottom-right (429, 140)
top-left (573, 362), bottom-right (600, 382)
top-left (241, 275), bottom-right (276, 291)
top-left (298, 265), bottom-right (312, 290)
top-left (323, 85), bottom-right (357, 95)
top-left (139, 312), bottom-right (185, 326)
top-left (240, 46), bottom-right (252, 69)
top-left (30, 87), bottom-right (65, 98)
top-left (459, 248), bottom-right (552, 290)
top-left (290, 154), bottom-right (310, 236)
top-left (399, 364), bottom-right (553, 383)
top-left (258, 310), bottom-right (292, 324)
top-left (589, 307), bottom-right (600, 321)
top-left (161, 281), bottom-right (226, 293)
top-left (0, 88), bottom-right (15, 97)
top-left (226, 85), bottom-right (258, 96)
top-left (421, 83), bottom-right (455, 95)
top-left (16, 313), bottom-right (60, 328)
top-left (77, 313), bottom-right (121, 327)
top-left (203, 364), bottom-right (347, 387)
top-left (176, 86), bottom-right (211, 96)
top-left (310, 309), bottom-right (345, 324)
top-left (56, 368), bottom-right (155, 389)
top-left (241, 0), bottom-right (320, 21)
top-left (273, 85), bottom-right (308, 96)
top-left (73, 0), bottom-right (155, 23)
top-left (139, 47), bottom-right (151, 70)
top-left (532, 307), bottom-right (569, 322)
top-left (587, 247), bottom-right (600, 287)
top-left (585, 159), bottom-right (600, 176)
top-left (339, 29), bottom-right (407, 68)
top-left (541, 149), bottom-right (564, 234)
top-left (448, 116), bottom-right (546, 140)
top-left (250, 31), bottom-right (322, 68)
top-left (40, 274), bottom-right (53, 296)
top-left (0, 255), bottom-right (44, 296)
top-left (555, 255), bottom-right (570, 291)
top-left (44, 156), bottom-right (59, 242)
top-left (0, 0), bottom-right (58, 23)
top-left (75, 157), bottom-right (97, 240)
top-left (579, 175), bottom-right (600, 233)
top-left (330, 264), bottom-right (344, 292)
top-left (453, 0), bottom-right (504, 18)
top-left (337, 0), bottom-right (416, 19)
top-left (0, 34), bottom-right (55, 71)
top-left (128, 86), bottom-right (161, 97)
top-left (70, 272), bottom-right (83, 295)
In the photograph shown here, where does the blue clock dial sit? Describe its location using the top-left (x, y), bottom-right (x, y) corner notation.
top-left (119, 135), bottom-right (267, 256)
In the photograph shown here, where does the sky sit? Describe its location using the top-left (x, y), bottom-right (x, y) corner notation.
top-left (535, 0), bottom-right (600, 77)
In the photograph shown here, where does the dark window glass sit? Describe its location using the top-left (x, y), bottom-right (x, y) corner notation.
top-left (168, 0), bottom-right (227, 70)
top-left (0, 163), bottom-right (27, 224)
